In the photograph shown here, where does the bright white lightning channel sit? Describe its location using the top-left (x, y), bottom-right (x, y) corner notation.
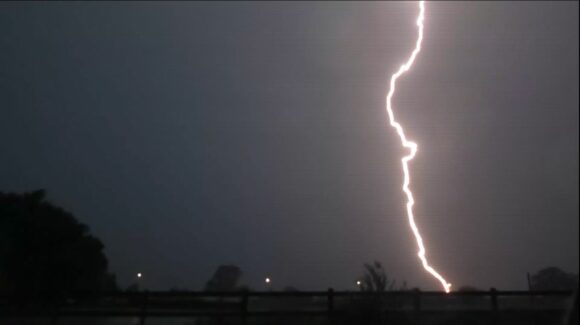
top-left (385, 1), bottom-right (452, 293)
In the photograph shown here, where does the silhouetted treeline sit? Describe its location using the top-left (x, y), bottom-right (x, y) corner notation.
top-left (205, 265), bottom-right (245, 292)
top-left (530, 267), bottom-right (579, 291)
top-left (0, 190), bottom-right (117, 302)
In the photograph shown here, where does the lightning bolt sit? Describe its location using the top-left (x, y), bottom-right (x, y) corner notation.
top-left (385, 1), bottom-right (452, 293)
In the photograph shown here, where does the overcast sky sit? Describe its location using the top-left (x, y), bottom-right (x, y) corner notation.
top-left (1, 1), bottom-right (578, 291)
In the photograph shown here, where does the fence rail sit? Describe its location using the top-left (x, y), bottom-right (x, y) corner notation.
top-left (0, 289), bottom-right (574, 325)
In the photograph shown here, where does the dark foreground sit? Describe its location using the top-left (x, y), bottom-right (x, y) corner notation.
top-left (1, 289), bottom-right (576, 325)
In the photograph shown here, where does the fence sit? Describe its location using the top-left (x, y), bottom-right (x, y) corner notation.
top-left (0, 289), bottom-right (575, 325)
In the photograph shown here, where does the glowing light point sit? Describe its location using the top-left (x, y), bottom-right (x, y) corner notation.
top-left (265, 277), bottom-right (271, 284)
top-left (385, 1), bottom-right (452, 293)
top-left (137, 273), bottom-right (142, 278)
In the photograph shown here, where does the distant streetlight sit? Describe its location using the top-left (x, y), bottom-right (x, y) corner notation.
top-left (133, 272), bottom-right (144, 292)
top-left (356, 280), bottom-right (361, 286)
top-left (265, 277), bottom-right (272, 291)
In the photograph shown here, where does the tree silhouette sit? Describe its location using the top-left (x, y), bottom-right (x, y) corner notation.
top-left (0, 190), bottom-right (116, 301)
top-left (530, 267), bottom-right (578, 291)
top-left (204, 265), bottom-right (243, 291)
top-left (360, 261), bottom-right (397, 292)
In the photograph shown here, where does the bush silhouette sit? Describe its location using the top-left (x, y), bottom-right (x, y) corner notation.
top-left (0, 189), bottom-right (116, 301)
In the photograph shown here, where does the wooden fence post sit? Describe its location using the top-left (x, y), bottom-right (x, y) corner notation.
top-left (413, 288), bottom-right (421, 324)
top-left (139, 291), bottom-right (149, 325)
top-left (241, 290), bottom-right (249, 325)
top-left (327, 288), bottom-right (334, 321)
top-left (490, 287), bottom-right (498, 325)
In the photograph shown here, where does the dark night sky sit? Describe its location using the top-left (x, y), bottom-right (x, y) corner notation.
top-left (1, 1), bottom-right (578, 291)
